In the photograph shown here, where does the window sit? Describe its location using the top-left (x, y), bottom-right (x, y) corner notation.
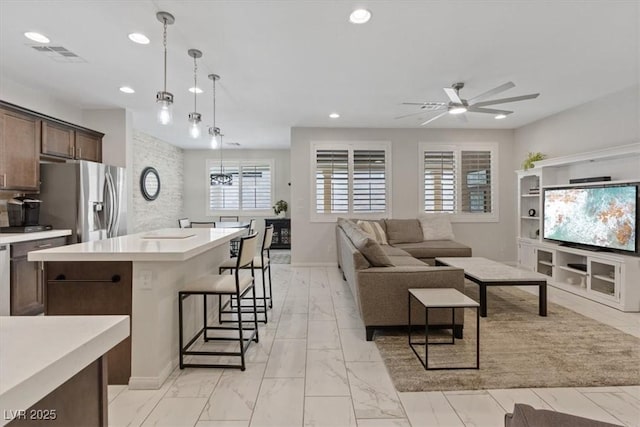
top-left (420, 143), bottom-right (498, 222)
top-left (207, 160), bottom-right (273, 213)
top-left (313, 142), bottom-right (391, 220)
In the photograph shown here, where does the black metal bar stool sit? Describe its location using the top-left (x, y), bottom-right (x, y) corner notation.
top-left (178, 232), bottom-right (260, 371)
top-left (219, 225), bottom-right (274, 324)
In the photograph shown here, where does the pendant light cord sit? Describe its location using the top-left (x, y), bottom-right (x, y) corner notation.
top-left (193, 56), bottom-right (198, 112)
top-left (162, 18), bottom-right (168, 93)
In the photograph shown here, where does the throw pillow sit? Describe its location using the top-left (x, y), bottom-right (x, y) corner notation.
top-left (357, 220), bottom-right (388, 245)
top-left (419, 214), bottom-right (455, 241)
top-left (384, 219), bottom-right (423, 244)
top-left (341, 221), bottom-right (393, 267)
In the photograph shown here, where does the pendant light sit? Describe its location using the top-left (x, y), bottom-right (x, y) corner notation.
top-left (187, 49), bottom-right (203, 138)
top-left (156, 11), bottom-right (175, 125)
top-left (210, 130), bottom-right (233, 185)
top-left (208, 73), bottom-right (220, 149)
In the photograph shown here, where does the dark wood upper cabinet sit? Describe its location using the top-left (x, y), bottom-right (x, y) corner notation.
top-left (0, 108), bottom-right (40, 191)
top-left (42, 120), bottom-right (76, 158)
top-left (75, 130), bottom-right (102, 162)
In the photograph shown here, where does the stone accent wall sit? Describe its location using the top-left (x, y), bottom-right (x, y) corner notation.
top-left (132, 131), bottom-right (183, 232)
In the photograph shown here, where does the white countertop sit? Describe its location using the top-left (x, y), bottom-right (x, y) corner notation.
top-left (27, 227), bottom-right (245, 262)
top-left (0, 315), bottom-right (129, 424)
top-left (0, 229), bottom-right (71, 245)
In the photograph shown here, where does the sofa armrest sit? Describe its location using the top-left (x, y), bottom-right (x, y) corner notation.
top-left (356, 267), bottom-right (465, 326)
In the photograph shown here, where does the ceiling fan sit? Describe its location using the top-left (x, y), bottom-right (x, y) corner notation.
top-left (397, 82), bottom-right (539, 125)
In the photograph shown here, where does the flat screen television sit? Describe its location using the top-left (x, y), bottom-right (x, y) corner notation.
top-left (543, 183), bottom-right (638, 254)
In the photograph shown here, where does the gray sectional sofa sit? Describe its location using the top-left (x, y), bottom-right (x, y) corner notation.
top-left (336, 218), bottom-right (472, 340)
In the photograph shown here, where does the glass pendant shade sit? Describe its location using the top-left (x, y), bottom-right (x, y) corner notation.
top-left (156, 95), bottom-right (173, 125)
top-left (209, 127), bottom-right (220, 149)
top-left (188, 111), bottom-right (202, 139)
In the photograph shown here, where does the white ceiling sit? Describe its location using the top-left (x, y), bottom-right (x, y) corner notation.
top-left (0, 1), bottom-right (637, 150)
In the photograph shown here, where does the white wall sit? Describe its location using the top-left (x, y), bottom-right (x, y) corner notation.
top-left (514, 86), bottom-right (639, 167)
top-left (131, 131), bottom-right (184, 233)
top-left (183, 149), bottom-right (291, 234)
top-left (0, 76), bottom-right (84, 124)
top-left (290, 127), bottom-right (516, 265)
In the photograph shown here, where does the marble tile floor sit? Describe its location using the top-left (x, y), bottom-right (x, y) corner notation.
top-left (109, 265), bottom-right (640, 427)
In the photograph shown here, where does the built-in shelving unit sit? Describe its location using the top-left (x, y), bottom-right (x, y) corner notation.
top-left (516, 143), bottom-right (640, 312)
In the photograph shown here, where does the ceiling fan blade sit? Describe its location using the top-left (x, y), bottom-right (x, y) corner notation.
top-left (456, 113), bottom-right (468, 123)
top-left (443, 87), bottom-right (462, 104)
top-left (472, 93), bottom-right (539, 108)
top-left (395, 111), bottom-right (430, 120)
top-left (420, 111), bottom-right (448, 126)
top-left (468, 81), bottom-right (516, 103)
top-left (467, 107), bottom-right (513, 115)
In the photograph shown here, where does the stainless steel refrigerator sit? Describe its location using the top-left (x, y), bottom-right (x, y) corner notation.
top-left (39, 160), bottom-right (127, 243)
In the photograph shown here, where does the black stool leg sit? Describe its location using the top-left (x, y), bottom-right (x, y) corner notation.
top-left (179, 293), bottom-right (185, 369)
top-left (236, 290), bottom-right (246, 371)
top-left (267, 262), bottom-right (273, 308)
top-left (261, 267), bottom-right (268, 322)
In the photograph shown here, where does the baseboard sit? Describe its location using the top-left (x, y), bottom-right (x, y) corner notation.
top-left (128, 357), bottom-right (176, 390)
top-left (290, 262), bottom-right (337, 267)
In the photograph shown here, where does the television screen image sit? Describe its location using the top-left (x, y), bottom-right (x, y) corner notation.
top-left (543, 185), bottom-right (637, 252)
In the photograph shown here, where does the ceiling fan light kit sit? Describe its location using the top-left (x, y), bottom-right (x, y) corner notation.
top-left (400, 81), bottom-right (539, 126)
top-left (155, 11), bottom-right (175, 125)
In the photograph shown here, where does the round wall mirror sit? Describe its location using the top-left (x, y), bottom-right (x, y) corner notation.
top-left (140, 167), bottom-right (161, 201)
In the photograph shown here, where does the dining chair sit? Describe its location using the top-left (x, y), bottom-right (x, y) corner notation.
top-left (191, 222), bottom-right (216, 228)
top-left (178, 232), bottom-right (260, 371)
top-left (178, 218), bottom-right (191, 228)
top-left (220, 215), bottom-right (239, 222)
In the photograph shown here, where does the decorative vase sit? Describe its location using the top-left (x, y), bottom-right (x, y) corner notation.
top-left (277, 211), bottom-right (286, 218)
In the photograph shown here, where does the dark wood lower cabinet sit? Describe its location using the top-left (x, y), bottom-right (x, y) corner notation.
top-left (9, 236), bottom-right (67, 316)
top-left (45, 261), bottom-right (133, 385)
top-left (7, 357), bottom-right (108, 427)
top-left (265, 218), bottom-right (291, 249)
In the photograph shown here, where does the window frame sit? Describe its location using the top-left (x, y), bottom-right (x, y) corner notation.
top-left (310, 141), bottom-right (392, 223)
top-left (418, 142), bottom-right (499, 223)
top-left (205, 158), bottom-right (275, 216)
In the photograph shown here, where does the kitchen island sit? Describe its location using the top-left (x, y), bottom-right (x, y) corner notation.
top-left (0, 315), bottom-right (129, 426)
top-left (28, 228), bottom-right (245, 389)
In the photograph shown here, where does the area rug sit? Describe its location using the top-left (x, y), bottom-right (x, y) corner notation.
top-left (375, 282), bottom-right (640, 392)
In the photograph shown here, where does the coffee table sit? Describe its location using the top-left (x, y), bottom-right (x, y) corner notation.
top-left (435, 257), bottom-right (548, 318)
top-left (408, 288), bottom-right (480, 370)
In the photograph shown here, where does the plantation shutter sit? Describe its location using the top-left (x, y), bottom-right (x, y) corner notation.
top-left (353, 150), bottom-right (386, 212)
top-left (209, 163), bottom-right (240, 210)
top-left (315, 149), bottom-right (349, 213)
top-left (241, 163), bottom-right (272, 210)
top-left (461, 150), bottom-right (492, 213)
top-left (423, 150), bottom-right (456, 212)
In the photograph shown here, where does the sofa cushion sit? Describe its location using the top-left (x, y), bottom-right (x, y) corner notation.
top-left (419, 214), bottom-right (455, 241)
top-left (340, 219), bottom-right (393, 267)
top-left (386, 256), bottom-right (429, 267)
top-left (384, 219), bottom-right (423, 244)
top-left (357, 220), bottom-right (388, 245)
top-left (393, 240), bottom-right (472, 259)
top-left (381, 245), bottom-right (411, 257)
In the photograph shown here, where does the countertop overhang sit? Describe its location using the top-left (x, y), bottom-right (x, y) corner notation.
top-left (27, 228), bottom-right (245, 262)
top-left (0, 315), bottom-right (129, 423)
top-left (0, 229), bottom-right (71, 245)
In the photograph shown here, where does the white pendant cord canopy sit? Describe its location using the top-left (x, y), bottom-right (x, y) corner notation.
top-left (187, 49), bottom-right (203, 138)
top-left (155, 11), bottom-right (175, 125)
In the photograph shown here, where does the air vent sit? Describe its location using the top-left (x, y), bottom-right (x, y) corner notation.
top-left (30, 45), bottom-right (86, 63)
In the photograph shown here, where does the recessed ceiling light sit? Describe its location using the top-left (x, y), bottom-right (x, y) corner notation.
top-left (24, 32), bottom-right (50, 43)
top-left (349, 9), bottom-right (371, 24)
top-left (119, 86), bottom-right (135, 94)
top-left (495, 114), bottom-right (507, 120)
top-left (329, 113), bottom-right (340, 119)
top-left (128, 33), bottom-right (150, 44)
top-left (188, 87), bottom-right (203, 94)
